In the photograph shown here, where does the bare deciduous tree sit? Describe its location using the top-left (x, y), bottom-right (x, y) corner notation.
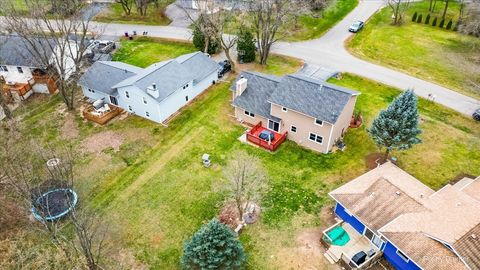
top-left (222, 151), bottom-right (268, 222)
top-left (116, 0), bottom-right (134, 15)
top-left (3, 0), bottom-right (100, 110)
top-left (249, 0), bottom-right (307, 65)
top-left (136, 0), bottom-right (149, 16)
top-left (460, 0), bottom-right (480, 37)
top-left (0, 123), bottom-right (107, 270)
top-left (385, 0), bottom-right (411, 25)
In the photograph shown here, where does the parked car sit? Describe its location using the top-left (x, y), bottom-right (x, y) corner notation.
top-left (218, 60), bottom-right (232, 78)
top-left (473, 108), bottom-right (480, 121)
top-left (259, 130), bottom-right (274, 142)
top-left (349, 21), bottom-right (364, 33)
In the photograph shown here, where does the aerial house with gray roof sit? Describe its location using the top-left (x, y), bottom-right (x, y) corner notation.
top-left (78, 52), bottom-right (218, 124)
top-left (231, 71), bottom-right (360, 153)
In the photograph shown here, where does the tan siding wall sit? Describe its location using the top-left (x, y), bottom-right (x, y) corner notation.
top-left (329, 96), bottom-right (357, 150)
top-left (234, 106), bottom-right (268, 128)
top-left (270, 104), bottom-right (333, 153)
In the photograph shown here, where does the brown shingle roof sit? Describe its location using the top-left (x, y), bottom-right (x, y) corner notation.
top-left (383, 232), bottom-right (466, 270)
top-left (453, 224), bottom-right (480, 270)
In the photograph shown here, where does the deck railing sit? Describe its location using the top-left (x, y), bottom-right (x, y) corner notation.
top-left (246, 121), bottom-right (288, 151)
top-left (83, 105), bottom-right (122, 125)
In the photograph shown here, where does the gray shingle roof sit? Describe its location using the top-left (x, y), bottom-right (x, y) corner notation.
top-left (0, 35), bottom-right (56, 67)
top-left (269, 74), bottom-right (359, 124)
top-left (232, 72), bottom-right (359, 124)
top-left (109, 52), bottom-right (217, 102)
top-left (78, 61), bottom-right (141, 95)
top-left (231, 71), bottom-right (282, 122)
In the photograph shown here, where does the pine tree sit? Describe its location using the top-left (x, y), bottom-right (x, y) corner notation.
top-left (181, 219), bottom-right (246, 270)
top-left (368, 90), bottom-right (422, 158)
top-left (446, 19), bottom-right (453, 30)
top-left (425, 14), bottom-right (431, 24)
top-left (416, 14), bottom-right (423, 23)
top-left (192, 25), bottom-right (219, 55)
top-left (432, 17), bottom-right (437, 26)
top-left (412, 12), bottom-right (418, 22)
top-left (237, 28), bottom-right (256, 63)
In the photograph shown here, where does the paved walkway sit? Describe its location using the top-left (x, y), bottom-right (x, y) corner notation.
top-left (1, 0), bottom-right (478, 115)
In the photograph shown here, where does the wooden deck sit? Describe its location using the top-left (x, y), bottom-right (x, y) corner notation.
top-left (82, 104), bottom-right (122, 125)
top-left (246, 121), bottom-right (287, 151)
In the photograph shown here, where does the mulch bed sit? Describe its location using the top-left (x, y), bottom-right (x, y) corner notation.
top-left (365, 153), bottom-right (388, 170)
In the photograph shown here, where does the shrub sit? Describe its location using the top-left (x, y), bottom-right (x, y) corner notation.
top-left (446, 20), bottom-right (453, 30)
top-left (439, 19), bottom-right (445, 28)
top-left (412, 12), bottom-right (418, 22)
top-left (425, 14), bottom-right (431, 24)
top-left (432, 17), bottom-right (438, 26)
top-left (181, 219), bottom-right (246, 270)
top-left (416, 14), bottom-right (423, 23)
top-left (237, 27), bottom-right (256, 63)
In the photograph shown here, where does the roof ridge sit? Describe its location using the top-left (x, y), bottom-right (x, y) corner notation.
top-left (241, 71), bottom-right (281, 82)
top-left (96, 61), bottom-right (138, 72)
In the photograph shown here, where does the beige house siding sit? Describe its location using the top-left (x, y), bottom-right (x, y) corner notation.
top-left (328, 96), bottom-right (357, 150)
top-left (234, 106), bottom-right (268, 127)
top-left (270, 103), bottom-right (333, 153)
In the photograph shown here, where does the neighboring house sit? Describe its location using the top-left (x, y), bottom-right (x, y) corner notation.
top-left (78, 52), bottom-right (218, 124)
top-left (325, 162), bottom-right (480, 270)
top-left (231, 71), bottom-right (360, 153)
top-left (0, 35), bottom-right (77, 101)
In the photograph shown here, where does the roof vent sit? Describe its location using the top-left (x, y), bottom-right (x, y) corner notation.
top-left (456, 202), bottom-right (462, 207)
top-left (147, 83), bottom-right (159, 98)
top-left (420, 193), bottom-right (424, 198)
top-left (395, 191), bottom-right (401, 196)
top-left (370, 192), bottom-right (375, 197)
top-left (471, 234), bottom-right (477, 240)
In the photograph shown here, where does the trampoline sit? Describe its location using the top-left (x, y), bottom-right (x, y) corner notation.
top-left (31, 188), bottom-right (78, 222)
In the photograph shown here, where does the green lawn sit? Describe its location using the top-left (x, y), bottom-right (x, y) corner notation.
top-left (286, 0), bottom-right (358, 41)
top-left (348, 1), bottom-right (480, 99)
top-left (2, 38), bottom-right (480, 269)
top-left (94, 2), bottom-right (173, 26)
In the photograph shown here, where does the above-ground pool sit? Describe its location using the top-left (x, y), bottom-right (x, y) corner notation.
top-left (325, 226), bottom-right (350, 246)
top-left (31, 188), bottom-right (78, 222)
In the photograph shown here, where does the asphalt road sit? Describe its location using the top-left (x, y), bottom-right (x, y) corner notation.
top-left (1, 0), bottom-right (479, 115)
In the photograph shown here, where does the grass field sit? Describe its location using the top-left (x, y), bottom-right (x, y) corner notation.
top-left (2, 38), bottom-right (479, 269)
top-left (286, 0), bottom-right (358, 41)
top-left (348, 1), bottom-right (480, 99)
top-left (94, 2), bottom-right (173, 26)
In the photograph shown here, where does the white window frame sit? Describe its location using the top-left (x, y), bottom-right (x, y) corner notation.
top-left (244, 110), bottom-right (255, 118)
top-left (128, 105), bottom-right (132, 111)
top-left (290, 125), bottom-right (297, 133)
top-left (396, 249), bottom-right (410, 263)
top-left (146, 111), bottom-right (150, 117)
top-left (143, 97), bottom-right (147, 104)
top-left (309, 132), bottom-right (323, 144)
top-left (125, 91), bottom-right (130, 98)
top-left (314, 118), bottom-right (323, 126)
top-left (17, 66), bottom-right (23, 73)
top-left (282, 107), bottom-right (288, 112)
top-left (0, 66), bottom-right (8, 72)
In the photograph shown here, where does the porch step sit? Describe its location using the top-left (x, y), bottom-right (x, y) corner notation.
top-left (323, 251), bottom-right (336, 265)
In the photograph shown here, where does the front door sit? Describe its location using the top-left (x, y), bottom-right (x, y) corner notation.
top-left (110, 96), bottom-right (118, 105)
top-left (268, 119), bottom-right (280, 132)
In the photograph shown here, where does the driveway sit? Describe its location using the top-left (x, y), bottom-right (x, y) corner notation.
top-left (165, 1), bottom-right (198, 28)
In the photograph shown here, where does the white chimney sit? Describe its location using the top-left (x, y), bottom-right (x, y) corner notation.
top-left (236, 78), bottom-right (248, 97)
top-left (147, 83), bottom-right (159, 98)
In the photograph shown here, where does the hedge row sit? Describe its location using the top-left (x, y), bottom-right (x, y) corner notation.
top-left (411, 12), bottom-right (455, 30)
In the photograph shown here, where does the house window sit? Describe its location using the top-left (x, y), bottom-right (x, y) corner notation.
top-left (185, 96), bottom-right (189, 102)
top-left (125, 91), bottom-right (130, 98)
top-left (290, 126), bottom-right (297, 133)
top-left (146, 111), bottom-right (150, 117)
top-left (282, 107), bottom-right (288, 112)
top-left (309, 133), bottom-right (323, 144)
top-left (17, 67), bottom-right (23, 73)
top-left (315, 119), bottom-right (323, 126)
top-left (0, 66), bottom-right (7, 72)
top-left (143, 97), bottom-right (147, 104)
top-left (88, 88), bottom-right (95, 93)
top-left (128, 105), bottom-right (132, 111)
top-left (396, 250), bottom-right (409, 262)
top-left (244, 110), bottom-right (255, 118)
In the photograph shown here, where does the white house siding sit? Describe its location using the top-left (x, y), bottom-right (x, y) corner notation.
top-left (81, 86), bottom-right (111, 102)
top-left (157, 72), bottom-right (217, 123)
top-left (0, 65), bottom-right (33, 84)
top-left (116, 86), bottom-right (163, 123)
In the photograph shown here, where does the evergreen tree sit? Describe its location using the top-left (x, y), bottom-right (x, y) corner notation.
top-left (181, 219), bottom-right (246, 270)
top-left (439, 19), bottom-right (445, 28)
top-left (446, 19), bottom-right (453, 30)
top-left (412, 12), bottom-right (418, 22)
top-left (368, 90), bottom-right (422, 158)
top-left (432, 17), bottom-right (438, 26)
top-left (425, 14), bottom-right (431, 24)
top-left (237, 28), bottom-right (256, 63)
top-left (192, 25), bottom-right (219, 55)
top-left (416, 14), bottom-right (423, 23)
